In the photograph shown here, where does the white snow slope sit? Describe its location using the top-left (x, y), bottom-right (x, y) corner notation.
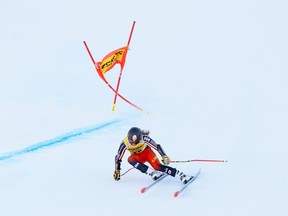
top-left (1, 1), bottom-right (287, 216)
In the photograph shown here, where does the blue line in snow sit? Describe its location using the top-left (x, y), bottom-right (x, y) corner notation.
top-left (0, 119), bottom-right (122, 161)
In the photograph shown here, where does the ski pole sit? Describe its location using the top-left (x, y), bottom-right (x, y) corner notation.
top-left (120, 167), bottom-right (134, 176)
top-left (170, 159), bottom-right (227, 163)
top-left (120, 159), bottom-right (227, 177)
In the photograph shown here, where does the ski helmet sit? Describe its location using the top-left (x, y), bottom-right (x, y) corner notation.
top-left (127, 127), bottom-right (142, 144)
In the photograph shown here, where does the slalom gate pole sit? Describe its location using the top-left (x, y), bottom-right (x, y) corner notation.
top-left (112, 21), bottom-right (136, 112)
top-left (83, 41), bottom-right (96, 65)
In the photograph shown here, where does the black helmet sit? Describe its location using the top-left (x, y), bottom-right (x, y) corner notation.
top-left (127, 127), bottom-right (142, 144)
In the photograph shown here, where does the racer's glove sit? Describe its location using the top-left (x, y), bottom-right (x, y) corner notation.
top-left (162, 155), bottom-right (171, 165)
top-left (113, 169), bottom-right (121, 181)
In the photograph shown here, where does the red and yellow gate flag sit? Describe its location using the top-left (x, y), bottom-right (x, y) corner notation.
top-left (83, 21), bottom-right (148, 113)
top-left (96, 46), bottom-right (128, 75)
top-left (83, 40), bottom-right (147, 113)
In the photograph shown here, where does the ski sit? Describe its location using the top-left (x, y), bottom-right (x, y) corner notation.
top-left (140, 173), bottom-right (168, 193)
top-left (174, 168), bottom-right (201, 198)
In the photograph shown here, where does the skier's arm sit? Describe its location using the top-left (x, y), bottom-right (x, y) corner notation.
top-left (114, 142), bottom-right (127, 181)
top-left (143, 135), bottom-right (171, 165)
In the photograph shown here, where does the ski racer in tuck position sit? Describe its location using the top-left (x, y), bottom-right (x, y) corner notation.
top-left (113, 127), bottom-right (192, 184)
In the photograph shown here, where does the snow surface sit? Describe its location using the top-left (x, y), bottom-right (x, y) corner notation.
top-left (1, 0), bottom-right (288, 216)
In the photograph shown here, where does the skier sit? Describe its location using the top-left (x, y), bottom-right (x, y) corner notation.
top-left (113, 127), bottom-right (192, 184)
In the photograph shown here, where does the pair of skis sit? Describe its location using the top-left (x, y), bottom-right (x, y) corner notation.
top-left (140, 169), bottom-right (201, 197)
